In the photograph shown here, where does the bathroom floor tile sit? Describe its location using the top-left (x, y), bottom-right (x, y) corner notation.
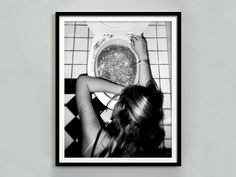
top-left (65, 106), bottom-right (75, 126)
top-left (100, 109), bottom-right (113, 124)
top-left (65, 131), bottom-right (74, 149)
top-left (65, 96), bottom-right (79, 116)
top-left (65, 94), bottom-right (75, 104)
top-left (64, 79), bottom-right (77, 94)
top-left (91, 93), bottom-right (96, 99)
top-left (65, 117), bottom-right (81, 140)
top-left (91, 96), bottom-right (107, 115)
top-left (65, 140), bottom-right (82, 157)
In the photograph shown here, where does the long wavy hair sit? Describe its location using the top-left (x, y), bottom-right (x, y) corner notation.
top-left (99, 80), bottom-right (165, 157)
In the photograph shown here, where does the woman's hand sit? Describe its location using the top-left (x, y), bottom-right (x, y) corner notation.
top-left (130, 34), bottom-right (148, 59)
top-left (130, 35), bottom-right (152, 86)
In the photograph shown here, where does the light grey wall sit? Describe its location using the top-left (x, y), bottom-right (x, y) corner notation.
top-left (0, 0), bottom-right (236, 177)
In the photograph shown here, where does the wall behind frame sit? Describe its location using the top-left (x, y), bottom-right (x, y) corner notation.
top-left (0, 0), bottom-right (236, 177)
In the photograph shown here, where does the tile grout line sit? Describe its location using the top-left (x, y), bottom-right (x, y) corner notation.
top-left (165, 22), bottom-right (172, 146)
top-left (70, 21), bottom-right (77, 80)
top-left (86, 25), bottom-right (90, 74)
top-left (155, 21), bottom-right (166, 147)
top-left (167, 22), bottom-right (172, 111)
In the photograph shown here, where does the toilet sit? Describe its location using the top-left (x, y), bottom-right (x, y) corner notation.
top-left (87, 21), bottom-right (149, 109)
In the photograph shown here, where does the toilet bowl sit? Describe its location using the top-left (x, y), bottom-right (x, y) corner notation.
top-left (87, 21), bottom-right (149, 109)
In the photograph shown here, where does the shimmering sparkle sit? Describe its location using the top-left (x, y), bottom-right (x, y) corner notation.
top-left (96, 44), bottom-right (137, 86)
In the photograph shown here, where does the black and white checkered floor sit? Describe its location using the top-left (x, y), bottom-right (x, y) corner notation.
top-left (64, 78), bottom-right (171, 157)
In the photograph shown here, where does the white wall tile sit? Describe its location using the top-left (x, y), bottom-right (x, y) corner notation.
top-left (163, 109), bottom-right (171, 125)
top-left (75, 26), bottom-right (89, 37)
top-left (89, 30), bottom-right (94, 37)
top-left (163, 93), bottom-right (171, 109)
top-left (64, 51), bottom-right (73, 64)
top-left (89, 38), bottom-right (93, 50)
top-left (76, 21), bottom-right (86, 25)
top-left (65, 21), bottom-right (75, 25)
top-left (160, 79), bottom-right (170, 93)
top-left (150, 65), bottom-right (159, 78)
top-left (143, 26), bottom-right (156, 37)
top-left (158, 51), bottom-right (169, 64)
top-left (72, 65), bottom-right (87, 78)
top-left (73, 51), bottom-right (87, 64)
top-left (160, 65), bottom-right (170, 78)
top-left (164, 125), bottom-right (171, 139)
top-left (148, 21), bottom-right (157, 25)
top-left (64, 65), bottom-right (72, 78)
top-left (148, 51), bottom-right (158, 64)
top-left (65, 25), bottom-right (75, 37)
top-left (154, 78), bottom-right (160, 88)
top-left (64, 38), bottom-right (74, 50)
top-left (147, 38), bottom-right (157, 50)
top-left (164, 139), bottom-right (172, 148)
top-left (156, 26), bottom-right (167, 37)
top-left (157, 22), bottom-right (166, 26)
top-left (157, 38), bottom-right (168, 50)
top-left (74, 38), bottom-right (88, 50)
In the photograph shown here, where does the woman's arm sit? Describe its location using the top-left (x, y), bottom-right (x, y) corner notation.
top-left (131, 35), bottom-right (153, 86)
top-left (76, 75), bottom-right (124, 156)
top-left (79, 75), bottom-right (125, 94)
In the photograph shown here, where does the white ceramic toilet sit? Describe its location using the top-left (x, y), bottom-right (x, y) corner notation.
top-left (87, 21), bottom-right (149, 109)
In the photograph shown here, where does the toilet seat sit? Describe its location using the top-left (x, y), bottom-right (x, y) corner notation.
top-left (87, 21), bottom-right (149, 36)
top-left (87, 21), bottom-right (149, 110)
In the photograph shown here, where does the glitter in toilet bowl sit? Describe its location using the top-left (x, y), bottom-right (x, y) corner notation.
top-left (96, 44), bottom-right (137, 86)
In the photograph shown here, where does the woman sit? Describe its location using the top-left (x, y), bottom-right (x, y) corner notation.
top-left (76, 35), bottom-right (164, 157)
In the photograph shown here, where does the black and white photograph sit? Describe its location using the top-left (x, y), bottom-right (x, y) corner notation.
top-left (56, 12), bottom-right (181, 165)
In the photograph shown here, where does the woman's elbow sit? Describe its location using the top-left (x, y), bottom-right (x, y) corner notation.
top-left (76, 74), bottom-right (88, 92)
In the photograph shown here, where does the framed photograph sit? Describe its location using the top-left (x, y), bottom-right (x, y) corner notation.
top-left (56, 12), bottom-right (181, 166)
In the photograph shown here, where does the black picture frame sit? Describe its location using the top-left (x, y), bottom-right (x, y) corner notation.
top-left (56, 12), bottom-right (181, 166)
